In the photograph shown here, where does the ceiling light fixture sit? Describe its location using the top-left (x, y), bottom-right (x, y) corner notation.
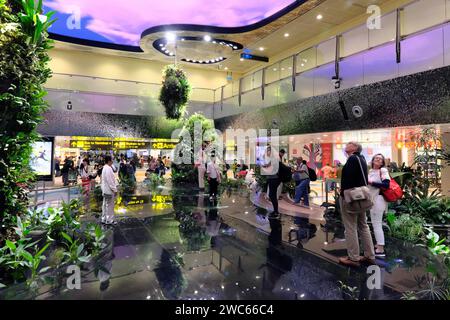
top-left (284, 33), bottom-right (290, 37)
top-left (165, 32), bottom-right (176, 42)
top-left (259, 47), bottom-right (264, 51)
top-left (317, 14), bottom-right (323, 20)
top-left (224, 67), bottom-right (228, 70)
top-left (203, 34), bottom-right (212, 42)
top-left (240, 58), bottom-right (244, 61)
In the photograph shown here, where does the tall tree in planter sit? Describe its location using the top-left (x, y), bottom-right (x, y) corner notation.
top-left (159, 64), bottom-right (191, 120)
top-left (171, 113), bottom-right (216, 185)
top-left (0, 0), bottom-right (55, 235)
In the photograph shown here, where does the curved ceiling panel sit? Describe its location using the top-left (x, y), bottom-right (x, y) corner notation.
top-left (43, 0), bottom-right (307, 51)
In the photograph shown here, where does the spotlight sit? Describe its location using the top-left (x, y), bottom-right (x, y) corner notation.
top-left (165, 32), bottom-right (176, 42)
top-left (203, 35), bottom-right (212, 42)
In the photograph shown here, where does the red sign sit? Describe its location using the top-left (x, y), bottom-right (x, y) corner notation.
top-left (321, 143), bottom-right (333, 168)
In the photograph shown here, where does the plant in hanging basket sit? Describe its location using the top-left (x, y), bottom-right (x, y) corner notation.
top-left (159, 65), bottom-right (191, 120)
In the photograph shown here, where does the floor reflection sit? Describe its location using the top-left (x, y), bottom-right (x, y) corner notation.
top-left (6, 186), bottom-right (443, 301)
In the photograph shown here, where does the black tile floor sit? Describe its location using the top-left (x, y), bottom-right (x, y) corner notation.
top-left (1, 186), bottom-right (446, 300)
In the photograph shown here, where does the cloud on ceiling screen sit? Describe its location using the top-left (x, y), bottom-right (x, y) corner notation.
top-left (44, 0), bottom-right (296, 46)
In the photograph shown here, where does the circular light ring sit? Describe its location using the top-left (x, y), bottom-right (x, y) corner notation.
top-left (153, 36), bottom-right (243, 60)
top-left (180, 57), bottom-right (227, 65)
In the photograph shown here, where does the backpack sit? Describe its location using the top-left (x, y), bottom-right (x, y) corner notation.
top-left (307, 167), bottom-right (317, 181)
top-left (278, 162), bottom-right (292, 183)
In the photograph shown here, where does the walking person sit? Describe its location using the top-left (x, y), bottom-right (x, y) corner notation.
top-left (293, 160), bottom-right (310, 208)
top-left (262, 146), bottom-right (282, 218)
top-left (339, 142), bottom-right (375, 267)
top-left (101, 155), bottom-right (118, 225)
top-left (368, 154), bottom-right (390, 258)
top-left (207, 154), bottom-right (221, 200)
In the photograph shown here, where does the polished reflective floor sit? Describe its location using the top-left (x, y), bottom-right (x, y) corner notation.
top-left (2, 186), bottom-right (444, 300)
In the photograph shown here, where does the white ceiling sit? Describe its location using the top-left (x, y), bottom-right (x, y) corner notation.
top-left (53, 0), bottom-right (402, 74)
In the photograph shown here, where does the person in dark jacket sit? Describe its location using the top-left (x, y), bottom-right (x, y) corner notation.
top-left (338, 142), bottom-right (375, 267)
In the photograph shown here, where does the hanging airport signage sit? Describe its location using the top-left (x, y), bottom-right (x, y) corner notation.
top-left (151, 139), bottom-right (179, 150)
top-left (69, 137), bottom-right (150, 150)
top-left (112, 141), bottom-right (149, 149)
top-left (70, 140), bottom-right (113, 150)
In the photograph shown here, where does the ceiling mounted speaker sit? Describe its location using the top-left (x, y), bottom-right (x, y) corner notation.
top-left (352, 105), bottom-right (363, 118)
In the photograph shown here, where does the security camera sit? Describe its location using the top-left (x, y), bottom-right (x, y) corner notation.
top-left (331, 76), bottom-right (341, 89)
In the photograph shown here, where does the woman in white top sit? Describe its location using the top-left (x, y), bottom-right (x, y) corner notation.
top-left (368, 153), bottom-right (391, 257)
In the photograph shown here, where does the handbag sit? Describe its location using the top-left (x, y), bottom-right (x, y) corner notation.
top-left (343, 155), bottom-right (373, 213)
top-left (379, 171), bottom-right (403, 202)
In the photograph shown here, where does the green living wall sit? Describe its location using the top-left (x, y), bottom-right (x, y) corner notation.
top-left (0, 0), bottom-right (54, 234)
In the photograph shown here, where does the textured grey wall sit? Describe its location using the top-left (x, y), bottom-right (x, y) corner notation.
top-left (215, 65), bottom-right (450, 135)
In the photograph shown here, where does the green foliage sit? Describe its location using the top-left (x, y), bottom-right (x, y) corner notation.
top-left (60, 231), bottom-right (91, 265)
top-left (83, 223), bottom-right (106, 256)
top-left (177, 212), bottom-right (211, 252)
top-left (171, 113), bottom-right (216, 185)
top-left (338, 281), bottom-right (359, 300)
top-left (387, 214), bottom-right (424, 243)
top-left (159, 64), bottom-right (191, 120)
top-left (0, 0), bottom-right (55, 232)
top-left (398, 189), bottom-right (450, 225)
top-left (145, 173), bottom-right (166, 190)
top-left (393, 128), bottom-right (450, 225)
top-left (425, 228), bottom-right (450, 256)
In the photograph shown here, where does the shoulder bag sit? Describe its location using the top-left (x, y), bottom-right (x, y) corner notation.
top-left (342, 156), bottom-right (373, 213)
top-left (379, 170), bottom-right (403, 202)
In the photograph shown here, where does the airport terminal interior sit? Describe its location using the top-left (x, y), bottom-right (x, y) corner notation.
top-left (1, 0), bottom-right (450, 301)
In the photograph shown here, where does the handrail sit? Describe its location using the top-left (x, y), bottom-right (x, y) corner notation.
top-left (50, 72), bottom-right (215, 92)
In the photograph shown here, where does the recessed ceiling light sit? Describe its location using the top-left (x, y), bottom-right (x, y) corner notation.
top-left (165, 32), bottom-right (176, 42)
top-left (159, 44), bottom-right (163, 47)
top-left (224, 67), bottom-right (228, 70)
top-left (259, 47), bottom-right (264, 51)
top-left (181, 38), bottom-right (185, 41)
top-left (317, 14), bottom-right (323, 20)
top-left (204, 35), bottom-right (212, 42)
top-left (233, 46), bottom-right (237, 49)
top-left (284, 33), bottom-right (290, 37)
top-left (240, 58), bottom-right (244, 61)
top-left (273, 68), bottom-right (277, 71)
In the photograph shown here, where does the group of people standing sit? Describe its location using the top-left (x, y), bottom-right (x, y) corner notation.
top-left (261, 142), bottom-right (391, 264)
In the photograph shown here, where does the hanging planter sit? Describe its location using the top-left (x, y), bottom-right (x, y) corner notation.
top-left (159, 64), bottom-right (191, 120)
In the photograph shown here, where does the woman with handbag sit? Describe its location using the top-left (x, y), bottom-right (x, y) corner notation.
top-left (368, 154), bottom-right (391, 258)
